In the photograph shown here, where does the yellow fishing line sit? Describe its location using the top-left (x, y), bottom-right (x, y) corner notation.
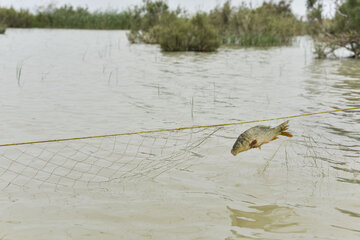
top-left (0, 107), bottom-right (359, 147)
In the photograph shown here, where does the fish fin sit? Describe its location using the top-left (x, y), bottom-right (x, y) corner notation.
top-left (259, 141), bottom-right (269, 150)
top-left (278, 121), bottom-right (292, 138)
top-left (278, 120), bottom-right (289, 131)
top-left (249, 140), bottom-right (257, 148)
top-left (272, 137), bottom-right (279, 141)
top-left (281, 132), bottom-right (293, 137)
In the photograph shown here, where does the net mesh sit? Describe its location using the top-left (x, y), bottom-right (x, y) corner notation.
top-left (0, 128), bottom-right (220, 192)
top-left (256, 119), bottom-right (360, 182)
top-left (1, 116), bottom-right (359, 194)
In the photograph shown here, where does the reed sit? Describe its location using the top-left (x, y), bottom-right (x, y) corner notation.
top-left (158, 13), bottom-right (221, 51)
top-left (0, 5), bottom-right (132, 29)
top-left (0, 8), bottom-right (35, 27)
top-left (0, 24), bottom-right (6, 34)
top-left (16, 62), bottom-right (23, 87)
top-left (209, 0), bottom-right (305, 47)
top-left (33, 5), bottom-right (132, 29)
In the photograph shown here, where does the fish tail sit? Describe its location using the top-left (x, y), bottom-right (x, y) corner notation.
top-left (281, 132), bottom-right (293, 137)
top-left (277, 120), bottom-right (293, 138)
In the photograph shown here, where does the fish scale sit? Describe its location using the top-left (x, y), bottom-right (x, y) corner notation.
top-left (231, 120), bottom-right (292, 156)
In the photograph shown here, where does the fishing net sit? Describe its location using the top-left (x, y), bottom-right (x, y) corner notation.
top-left (0, 114), bottom-right (359, 195)
top-left (0, 127), bottom-right (220, 193)
top-left (255, 117), bottom-right (360, 184)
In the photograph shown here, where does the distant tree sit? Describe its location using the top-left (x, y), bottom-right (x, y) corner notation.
top-left (308, 0), bottom-right (360, 58)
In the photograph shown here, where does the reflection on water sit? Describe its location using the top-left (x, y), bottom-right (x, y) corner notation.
top-left (336, 207), bottom-right (360, 218)
top-left (228, 205), bottom-right (303, 235)
top-left (331, 225), bottom-right (360, 234)
top-left (337, 177), bottom-right (360, 185)
top-left (306, 59), bottom-right (360, 108)
top-left (334, 60), bottom-right (360, 112)
top-left (304, 58), bottom-right (360, 184)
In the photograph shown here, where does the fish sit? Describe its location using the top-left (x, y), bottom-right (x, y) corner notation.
top-left (231, 120), bottom-right (293, 156)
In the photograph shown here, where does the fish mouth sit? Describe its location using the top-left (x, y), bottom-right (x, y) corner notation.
top-left (231, 149), bottom-right (238, 156)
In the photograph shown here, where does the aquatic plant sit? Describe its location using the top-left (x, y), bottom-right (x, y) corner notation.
top-left (127, 0), bottom-right (170, 43)
top-left (157, 14), bottom-right (191, 51)
top-left (187, 13), bottom-right (221, 51)
top-left (0, 5), bottom-right (132, 29)
top-left (0, 7), bottom-right (34, 28)
top-left (0, 24), bottom-right (6, 34)
top-left (209, 0), bottom-right (305, 47)
top-left (127, 0), bottom-right (303, 51)
top-left (158, 13), bottom-right (220, 51)
top-left (34, 5), bottom-right (132, 29)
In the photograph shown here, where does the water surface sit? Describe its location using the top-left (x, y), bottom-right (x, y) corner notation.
top-left (0, 29), bottom-right (359, 239)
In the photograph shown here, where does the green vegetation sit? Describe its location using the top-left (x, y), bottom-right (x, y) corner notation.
top-left (0, 8), bottom-right (33, 27)
top-left (158, 13), bottom-right (221, 51)
top-left (0, 5), bottom-right (131, 29)
top-left (0, 0), bottom-right (306, 51)
top-left (2, 1), bottom-right (359, 55)
top-left (0, 24), bottom-right (6, 34)
top-left (307, 0), bottom-right (360, 58)
top-left (209, 0), bottom-right (304, 47)
top-left (126, 0), bottom-right (221, 51)
top-left (127, 0), bottom-right (304, 51)
top-left (126, 0), bottom-right (170, 44)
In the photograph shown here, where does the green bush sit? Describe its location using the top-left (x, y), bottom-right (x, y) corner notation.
top-left (129, 0), bottom-right (303, 51)
top-left (158, 14), bottom-right (191, 51)
top-left (158, 13), bottom-right (220, 52)
top-left (210, 0), bottom-right (304, 47)
top-left (188, 13), bottom-right (221, 51)
top-left (308, 0), bottom-right (360, 58)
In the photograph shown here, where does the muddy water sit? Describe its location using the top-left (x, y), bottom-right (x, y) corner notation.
top-left (0, 29), bottom-right (359, 239)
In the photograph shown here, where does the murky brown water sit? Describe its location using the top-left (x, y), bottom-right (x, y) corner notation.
top-left (0, 29), bottom-right (359, 239)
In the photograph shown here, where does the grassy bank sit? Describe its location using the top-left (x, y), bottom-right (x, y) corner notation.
top-left (0, 5), bottom-right (131, 29)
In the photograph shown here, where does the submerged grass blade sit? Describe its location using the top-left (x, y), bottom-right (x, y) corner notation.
top-left (16, 63), bottom-right (23, 87)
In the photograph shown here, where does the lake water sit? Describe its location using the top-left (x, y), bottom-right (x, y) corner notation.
top-left (0, 29), bottom-right (359, 239)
